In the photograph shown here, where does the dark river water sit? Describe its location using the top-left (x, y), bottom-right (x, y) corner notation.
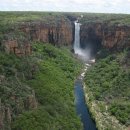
top-left (74, 79), bottom-right (97, 130)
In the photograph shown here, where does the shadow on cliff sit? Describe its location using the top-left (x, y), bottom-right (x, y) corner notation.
top-left (80, 27), bottom-right (102, 57)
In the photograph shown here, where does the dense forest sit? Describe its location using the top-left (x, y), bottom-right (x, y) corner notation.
top-left (84, 49), bottom-right (130, 129)
top-left (0, 42), bottom-right (83, 130)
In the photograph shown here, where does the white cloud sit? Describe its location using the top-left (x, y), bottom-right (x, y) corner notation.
top-left (72, 0), bottom-right (104, 5)
top-left (0, 0), bottom-right (130, 13)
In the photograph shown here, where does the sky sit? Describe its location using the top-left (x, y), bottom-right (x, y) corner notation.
top-left (0, 0), bottom-right (130, 14)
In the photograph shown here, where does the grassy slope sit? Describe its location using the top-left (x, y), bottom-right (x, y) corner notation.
top-left (84, 50), bottom-right (130, 127)
top-left (10, 42), bottom-right (83, 130)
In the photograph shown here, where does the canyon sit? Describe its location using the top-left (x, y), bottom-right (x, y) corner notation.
top-left (0, 12), bottom-right (130, 130)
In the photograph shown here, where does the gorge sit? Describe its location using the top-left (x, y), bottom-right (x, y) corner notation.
top-left (0, 12), bottom-right (130, 130)
top-left (74, 20), bottom-right (97, 130)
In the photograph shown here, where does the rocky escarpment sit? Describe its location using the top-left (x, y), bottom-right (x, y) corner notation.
top-left (1, 17), bottom-right (73, 56)
top-left (19, 18), bottom-right (73, 45)
top-left (80, 23), bottom-right (130, 53)
top-left (3, 40), bottom-right (32, 56)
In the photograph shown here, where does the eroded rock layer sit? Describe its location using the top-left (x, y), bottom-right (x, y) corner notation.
top-left (1, 17), bottom-right (73, 56)
top-left (80, 23), bottom-right (130, 52)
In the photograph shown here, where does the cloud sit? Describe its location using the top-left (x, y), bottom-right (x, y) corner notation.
top-left (0, 0), bottom-right (130, 14)
top-left (72, 0), bottom-right (105, 5)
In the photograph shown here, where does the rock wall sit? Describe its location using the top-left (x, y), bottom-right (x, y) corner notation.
top-left (102, 24), bottom-right (130, 50)
top-left (1, 17), bottom-right (74, 56)
top-left (3, 40), bottom-right (32, 56)
top-left (19, 18), bottom-right (73, 45)
top-left (2, 16), bottom-right (130, 55)
top-left (80, 23), bottom-right (102, 55)
top-left (80, 23), bottom-right (130, 52)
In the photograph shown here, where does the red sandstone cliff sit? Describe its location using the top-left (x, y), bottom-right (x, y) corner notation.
top-left (1, 16), bottom-right (130, 56)
top-left (80, 23), bottom-right (130, 51)
top-left (19, 18), bottom-right (73, 46)
top-left (3, 40), bottom-right (32, 56)
top-left (2, 17), bottom-right (73, 56)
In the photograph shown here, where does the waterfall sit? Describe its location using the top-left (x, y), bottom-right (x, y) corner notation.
top-left (74, 21), bottom-right (90, 61)
top-left (74, 21), bottom-right (97, 130)
top-left (74, 21), bottom-right (81, 54)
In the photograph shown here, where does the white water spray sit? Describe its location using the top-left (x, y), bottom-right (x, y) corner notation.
top-left (74, 21), bottom-right (91, 61)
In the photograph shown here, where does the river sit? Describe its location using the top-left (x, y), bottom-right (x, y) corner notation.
top-left (74, 20), bottom-right (97, 130)
top-left (74, 63), bottom-right (97, 130)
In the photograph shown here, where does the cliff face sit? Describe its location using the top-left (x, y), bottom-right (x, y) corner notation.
top-left (2, 17), bottom-right (73, 56)
top-left (80, 23), bottom-right (102, 55)
top-left (102, 25), bottom-right (130, 49)
top-left (20, 18), bottom-right (73, 45)
top-left (80, 23), bottom-right (130, 52)
top-left (3, 40), bottom-right (32, 56)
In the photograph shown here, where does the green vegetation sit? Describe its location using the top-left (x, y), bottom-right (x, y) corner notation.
top-left (1, 11), bottom-right (130, 129)
top-left (0, 52), bottom-right (33, 103)
top-left (14, 43), bottom-right (82, 130)
top-left (0, 43), bottom-right (82, 130)
top-left (0, 12), bottom-right (130, 37)
top-left (85, 50), bottom-right (130, 126)
top-left (78, 13), bottom-right (130, 25)
top-left (0, 42), bottom-right (83, 129)
top-left (0, 11), bottom-right (65, 25)
top-left (0, 9), bottom-right (82, 126)
top-left (0, 12), bottom-right (69, 43)
top-left (0, 12), bottom-right (130, 47)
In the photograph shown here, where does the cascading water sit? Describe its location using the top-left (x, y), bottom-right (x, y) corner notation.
top-left (74, 20), bottom-right (97, 130)
top-left (74, 21), bottom-right (90, 61)
top-left (74, 21), bottom-right (81, 54)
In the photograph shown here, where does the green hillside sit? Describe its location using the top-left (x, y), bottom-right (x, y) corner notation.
top-left (85, 49), bottom-right (130, 127)
top-left (0, 42), bottom-right (83, 130)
